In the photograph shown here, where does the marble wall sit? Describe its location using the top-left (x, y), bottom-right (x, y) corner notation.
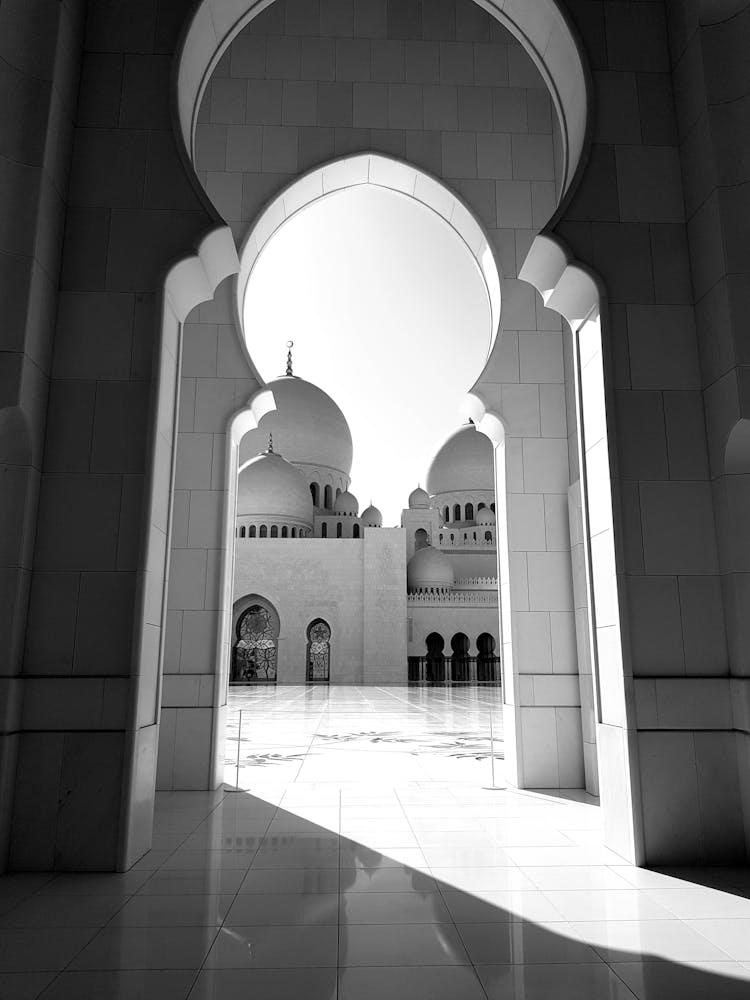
top-left (3, 0), bottom-right (750, 870)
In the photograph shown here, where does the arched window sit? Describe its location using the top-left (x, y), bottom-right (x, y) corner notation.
top-left (336, 487), bottom-right (342, 499)
top-left (491, 502), bottom-right (495, 513)
top-left (415, 528), bottom-right (428, 551)
top-left (307, 619), bottom-right (331, 682)
top-left (232, 601), bottom-right (279, 683)
top-left (484, 530), bottom-right (492, 542)
top-left (444, 506), bottom-right (450, 523)
top-left (249, 525), bottom-right (256, 538)
top-left (353, 523), bottom-right (360, 538)
top-left (478, 502), bottom-right (486, 510)
top-left (450, 533), bottom-right (454, 542)
top-left (281, 526), bottom-right (288, 538)
top-left (291, 526), bottom-right (297, 538)
top-left (324, 485), bottom-right (333, 509)
top-left (336, 521), bottom-right (343, 538)
top-left (239, 526), bottom-right (246, 538)
top-left (463, 533), bottom-right (468, 542)
top-left (259, 525), bottom-right (267, 538)
top-left (439, 533), bottom-right (443, 543)
top-left (465, 503), bottom-right (474, 520)
top-left (321, 522), bottom-right (327, 538)
top-left (270, 525), bottom-right (278, 538)
top-left (473, 532), bottom-right (477, 541)
top-left (453, 503), bottom-right (461, 521)
top-left (310, 482), bottom-right (319, 506)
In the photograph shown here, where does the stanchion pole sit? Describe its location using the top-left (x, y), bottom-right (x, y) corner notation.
top-left (488, 703), bottom-right (496, 788)
top-left (235, 709), bottom-right (243, 788)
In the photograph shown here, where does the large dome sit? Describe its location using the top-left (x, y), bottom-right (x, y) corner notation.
top-left (425, 423), bottom-right (494, 495)
top-left (237, 449), bottom-right (313, 525)
top-left (240, 376), bottom-right (353, 477)
top-left (407, 545), bottom-right (455, 592)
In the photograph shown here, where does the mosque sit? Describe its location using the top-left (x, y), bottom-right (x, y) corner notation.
top-left (232, 350), bottom-right (501, 686)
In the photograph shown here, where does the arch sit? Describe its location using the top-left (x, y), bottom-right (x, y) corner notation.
top-left (270, 524), bottom-right (278, 538)
top-left (291, 526), bottom-right (297, 538)
top-left (353, 523), bottom-right (360, 539)
top-left (450, 632), bottom-right (471, 683)
top-left (414, 528), bottom-right (429, 551)
top-left (425, 632), bottom-right (445, 684)
top-left (310, 482), bottom-right (319, 506)
top-left (335, 487), bottom-right (342, 500)
top-left (176, 2), bottom-right (590, 242)
top-left (336, 521), bottom-right (343, 538)
top-left (484, 530), bottom-right (492, 542)
top-left (324, 485), bottom-right (333, 509)
top-left (478, 502), bottom-right (486, 511)
top-left (259, 524), bottom-right (267, 538)
top-left (321, 522), bottom-right (327, 539)
top-left (444, 506), bottom-right (450, 523)
top-left (306, 618), bottom-right (331, 682)
top-left (239, 525), bottom-right (246, 538)
top-left (453, 503), bottom-right (461, 522)
top-left (465, 502), bottom-right (474, 521)
top-left (281, 525), bottom-right (288, 538)
top-left (232, 597), bottom-right (280, 683)
top-left (490, 503), bottom-right (495, 514)
top-left (249, 525), bottom-right (256, 538)
top-left (477, 632), bottom-right (499, 683)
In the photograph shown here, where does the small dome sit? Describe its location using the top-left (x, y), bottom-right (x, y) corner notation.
top-left (334, 490), bottom-right (359, 516)
top-left (237, 449), bottom-right (313, 526)
top-left (408, 486), bottom-right (430, 509)
top-left (240, 376), bottom-right (353, 478)
top-left (407, 545), bottom-right (455, 591)
top-left (426, 423), bottom-right (494, 495)
top-left (475, 507), bottom-right (496, 525)
top-left (360, 504), bottom-right (382, 527)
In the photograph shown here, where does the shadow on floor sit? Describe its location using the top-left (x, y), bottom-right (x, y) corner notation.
top-left (1, 787), bottom-right (750, 999)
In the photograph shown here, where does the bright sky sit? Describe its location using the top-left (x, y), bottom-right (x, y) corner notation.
top-left (242, 185), bottom-right (494, 526)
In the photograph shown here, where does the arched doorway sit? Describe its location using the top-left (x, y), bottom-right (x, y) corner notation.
top-left (450, 633), bottom-right (470, 683)
top-left (306, 619), bottom-right (331, 683)
top-left (425, 632), bottom-right (446, 684)
top-left (232, 601), bottom-right (279, 683)
top-left (477, 633), bottom-right (500, 683)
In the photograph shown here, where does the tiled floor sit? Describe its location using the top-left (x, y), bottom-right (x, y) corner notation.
top-left (2, 686), bottom-right (750, 999)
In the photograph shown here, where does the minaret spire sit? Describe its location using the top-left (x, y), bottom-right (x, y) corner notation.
top-left (285, 340), bottom-right (294, 376)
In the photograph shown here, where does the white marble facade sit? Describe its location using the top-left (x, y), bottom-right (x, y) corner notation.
top-left (2, 0), bottom-right (750, 878)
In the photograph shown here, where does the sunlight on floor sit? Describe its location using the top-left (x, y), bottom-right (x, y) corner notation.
top-left (2, 688), bottom-right (750, 998)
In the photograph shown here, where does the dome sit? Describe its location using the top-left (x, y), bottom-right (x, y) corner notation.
top-left (334, 490), bottom-right (359, 516)
top-left (407, 545), bottom-right (455, 592)
top-left (476, 507), bottom-right (496, 525)
top-left (408, 486), bottom-right (430, 509)
top-left (425, 423), bottom-right (494, 495)
top-left (237, 449), bottom-right (313, 525)
top-left (241, 376), bottom-right (353, 478)
top-left (360, 504), bottom-right (382, 527)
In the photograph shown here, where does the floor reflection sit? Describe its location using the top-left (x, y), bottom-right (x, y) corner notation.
top-left (1, 687), bottom-right (750, 998)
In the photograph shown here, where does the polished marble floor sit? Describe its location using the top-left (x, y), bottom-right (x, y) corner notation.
top-left (2, 686), bottom-right (750, 999)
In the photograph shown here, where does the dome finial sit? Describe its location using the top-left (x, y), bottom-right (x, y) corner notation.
top-left (286, 340), bottom-right (294, 376)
